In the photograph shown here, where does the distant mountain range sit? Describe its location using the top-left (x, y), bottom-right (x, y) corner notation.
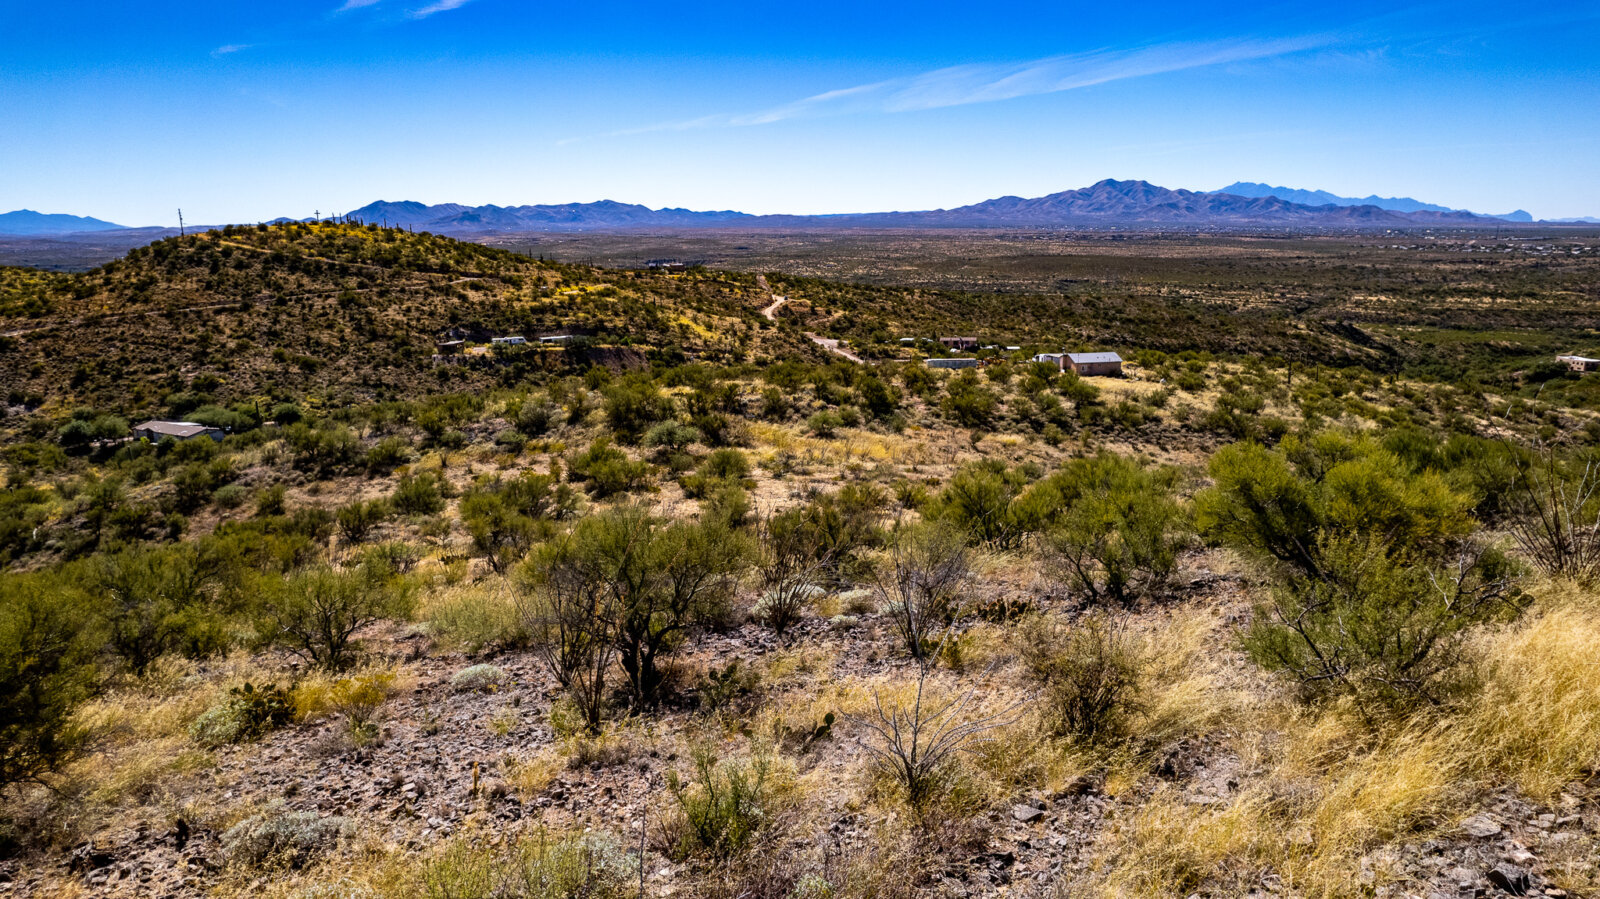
top-left (5, 180), bottom-right (1596, 237)
top-left (344, 180), bottom-right (1529, 232)
top-left (347, 199), bottom-right (753, 232)
top-left (1215, 181), bottom-right (1533, 223)
top-left (0, 209), bottom-right (126, 235)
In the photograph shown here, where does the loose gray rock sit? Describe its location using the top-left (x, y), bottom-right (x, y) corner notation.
top-left (1487, 862), bottom-right (1530, 895)
top-left (1012, 804), bottom-right (1046, 824)
top-left (1460, 814), bottom-right (1504, 838)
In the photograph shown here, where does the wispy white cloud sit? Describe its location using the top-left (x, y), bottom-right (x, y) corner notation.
top-left (211, 43), bottom-right (252, 57)
top-left (336, 0), bottom-right (384, 11)
top-left (570, 34), bottom-right (1334, 143)
top-left (411, 0), bottom-right (475, 18)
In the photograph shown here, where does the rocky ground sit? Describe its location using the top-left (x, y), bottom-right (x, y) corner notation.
top-left (5, 563), bottom-right (1597, 899)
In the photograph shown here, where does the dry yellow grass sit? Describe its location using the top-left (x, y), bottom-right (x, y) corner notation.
top-left (1081, 577), bottom-right (1600, 897)
top-left (1460, 580), bottom-right (1600, 798)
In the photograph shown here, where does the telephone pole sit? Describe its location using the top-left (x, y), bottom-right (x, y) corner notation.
top-left (178, 209), bottom-right (185, 237)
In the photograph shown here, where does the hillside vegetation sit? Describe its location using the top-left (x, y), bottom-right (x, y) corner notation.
top-left (2, 224), bottom-right (1600, 899)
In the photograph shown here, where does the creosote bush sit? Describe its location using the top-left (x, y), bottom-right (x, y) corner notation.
top-left (875, 522), bottom-right (970, 661)
top-left (665, 745), bottom-right (772, 860)
top-left (0, 571), bottom-right (99, 789)
top-left (258, 560), bottom-right (415, 671)
top-left (1245, 536), bottom-right (1524, 716)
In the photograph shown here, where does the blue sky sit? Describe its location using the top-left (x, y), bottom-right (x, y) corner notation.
top-left (2, 1), bottom-right (1597, 225)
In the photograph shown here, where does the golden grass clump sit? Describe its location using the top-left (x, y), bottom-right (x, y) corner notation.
top-left (1091, 721), bottom-right (1460, 899)
top-left (1459, 580), bottom-right (1600, 797)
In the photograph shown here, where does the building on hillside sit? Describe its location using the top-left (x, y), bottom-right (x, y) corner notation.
top-left (939, 337), bottom-right (979, 351)
top-left (1558, 354), bottom-right (1600, 373)
top-left (435, 339), bottom-right (465, 355)
top-left (491, 336), bottom-right (527, 346)
top-left (132, 420), bottom-right (225, 442)
top-left (926, 357), bottom-right (979, 370)
top-left (1067, 352), bottom-right (1124, 376)
top-left (539, 334), bottom-right (576, 345)
top-left (1032, 352), bottom-right (1069, 369)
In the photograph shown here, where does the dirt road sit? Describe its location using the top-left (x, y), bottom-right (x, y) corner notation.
top-left (755, 274), bottom-right (866, 363)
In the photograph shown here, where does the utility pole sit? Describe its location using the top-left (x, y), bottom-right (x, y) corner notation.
top-left (178, 209), bottom-right (185, 237)
top-left (315, 209), bottom-right (321, 222)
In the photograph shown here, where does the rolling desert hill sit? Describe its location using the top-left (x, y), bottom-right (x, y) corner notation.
top-left (0, 221), bottom-right (809, 415)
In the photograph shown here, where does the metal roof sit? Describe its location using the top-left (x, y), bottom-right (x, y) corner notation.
top-left (1067, 352), bottom-right (1123, 364)
top-left (132, 420), bottom-right (217, 438)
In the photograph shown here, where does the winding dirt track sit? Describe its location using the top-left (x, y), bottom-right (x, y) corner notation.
top-left (755, 274), bottom-right (867, 363)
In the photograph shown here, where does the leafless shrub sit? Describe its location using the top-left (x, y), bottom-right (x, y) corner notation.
top-left (753, 515), bottom-right (835, 637)
top-left (854, 664), bottom-right (1021, 811)
top-left (516, 548), bottom-right (617, 736)
top-left (873, 523), bottom-right (970, 661)
top-left (1508, 451), bottom-right (1600, 584)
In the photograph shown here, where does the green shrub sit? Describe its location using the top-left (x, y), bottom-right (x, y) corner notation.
top-left (392, 472), bottom-right (446, 516)
top-left (256, 485), bottom-right (287, 517)
top-left (86, 544), bottom-right (231, 676)
top-left (941, 371), bottom-right (998, 428)
top-left (1041, 455), bottom-right (1189, 606)
top-left (567, 439), bottom-right (652, 499)
top-left (665, 745), bottom-right (770, 860)
top-left (365, 436), bottom-right (412, 473)
top-left (516, 400), bottom-right (557, 437)
top-left (923, 461), bottom-right (1033, 549)
top-left (0, 571), bottom-right (100, 789)
top-left (257, 562), bottom-right (415, 670)
top-left (336, 499), bottom-right (390, 544)
top-left (806, 411), bottom-right (844, 438)
top-left (213, 484), bottom-right (249, 510)
top-left (1196, 432), bottom-right (1473, 577)
top-left (699, 448), bottom-right (751, 481)
top-left (1244, 535), bottom-right (1525, 716)
top-left (603, 376), bottom-right (675, 443)
top-left (519, 508), bottom-right (751, 717)
top-left (284, 424), bottom-right (360, 476)
top-left (642, 420), bottom-right (701, 459)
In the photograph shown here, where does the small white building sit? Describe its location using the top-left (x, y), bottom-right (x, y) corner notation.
top-left (491, 336), bottom-right (527, 346)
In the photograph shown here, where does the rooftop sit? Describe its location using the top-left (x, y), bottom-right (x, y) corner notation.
top-left (132, 420), bottom-right (218, 438)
